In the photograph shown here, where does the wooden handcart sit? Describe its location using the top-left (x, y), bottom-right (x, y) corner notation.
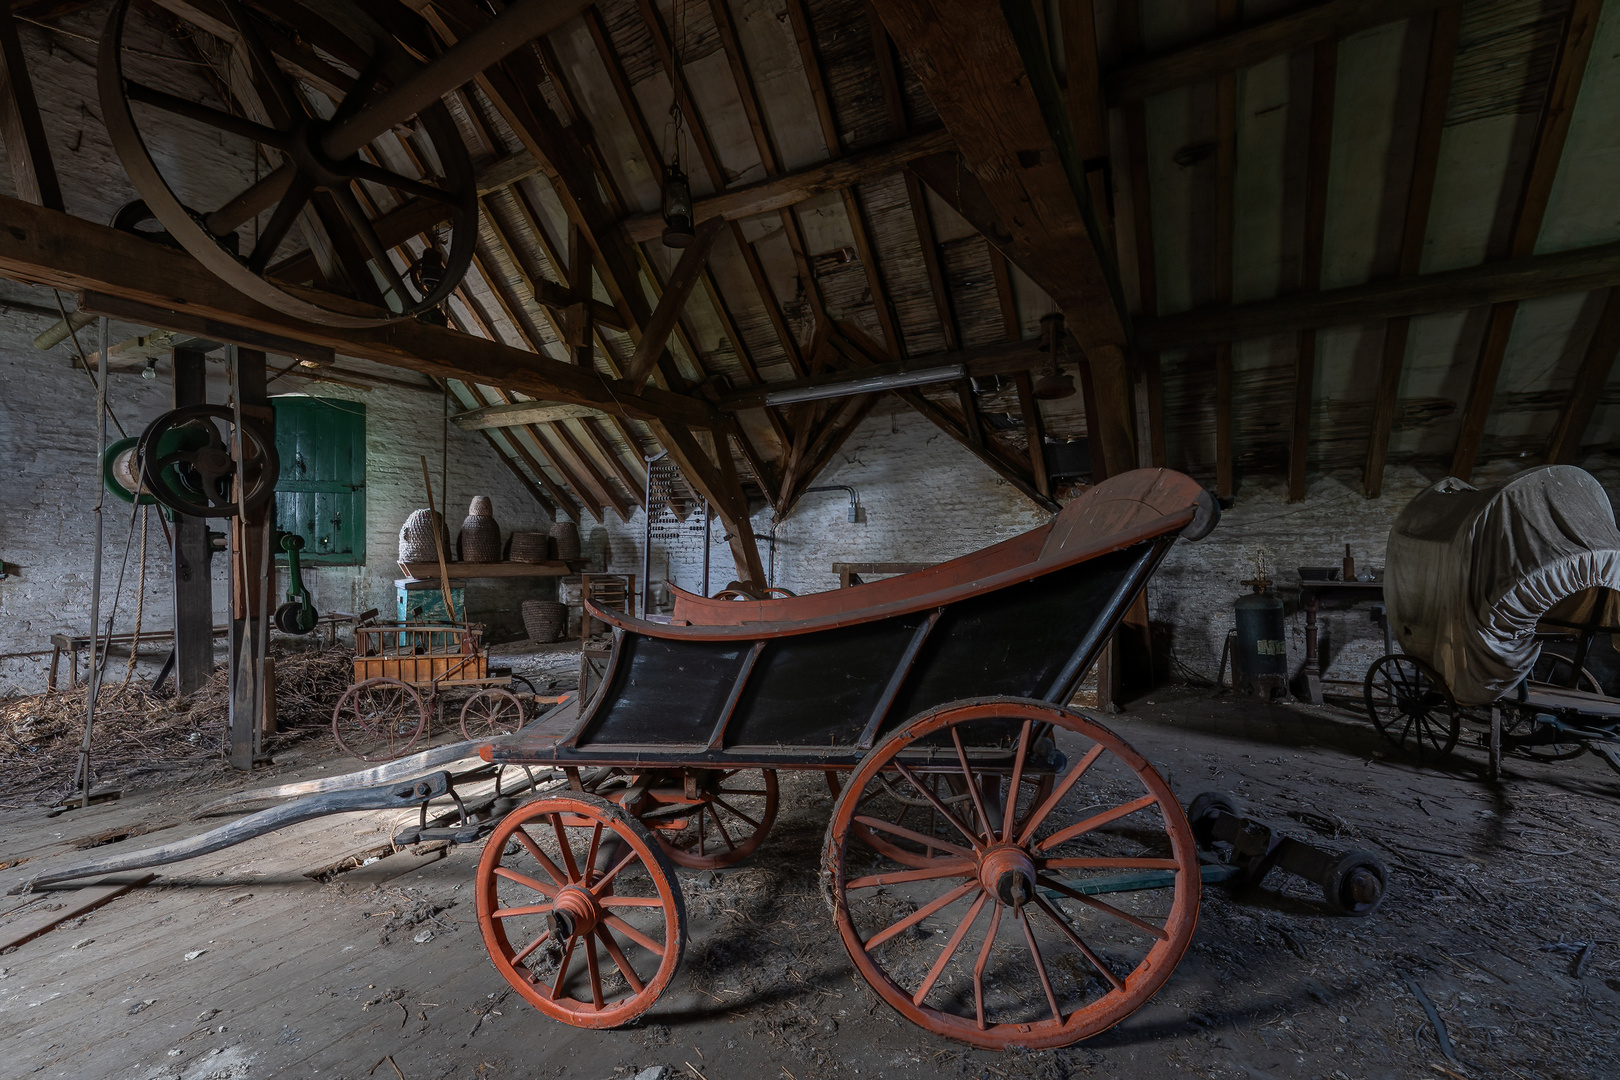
top-left (332, 621), bottom-right (531, 760)
top-left (470, 469), bottom-right (1220, 1048)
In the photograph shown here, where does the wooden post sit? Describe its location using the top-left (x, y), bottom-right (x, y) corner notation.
top-left (227, 348), bottom-right (274, 769)
top-left (170, 347), bottom-right (214, 697)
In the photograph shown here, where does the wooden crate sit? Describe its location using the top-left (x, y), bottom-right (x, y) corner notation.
top-left (354, 653), bottom-right (487, 685)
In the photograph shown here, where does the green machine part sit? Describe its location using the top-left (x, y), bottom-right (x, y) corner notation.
top-left (101, 425), bottom-right (215, 508)
top-left (274, 533), bottom-right (320, 635)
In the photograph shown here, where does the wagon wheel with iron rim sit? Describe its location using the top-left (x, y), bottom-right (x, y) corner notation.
top-left (99, 0), bottom-right (476, 327)
top-left (597, 769), bottom-right (778, 870)
top-left (476, 793), bottom-right (685, 1028)
top-left (460, 687), bottom-right (526, 742)
top-left (332, 676), bottom-right (427, 760)
top-left (823, 698), bottom-right (1200, 1050)
top-left (1363, 654), bottom-right (1460, 763)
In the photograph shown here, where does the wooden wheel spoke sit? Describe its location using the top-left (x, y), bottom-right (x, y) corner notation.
top-left (710, 795), bottom-right (760, 829)
top-left (493, 864), bottom-right (559, 899)
top-left (951, 728), bottom-right (996, 842)
top-left (491, 901), bottom-right (553, 920)
top-left (852, 814), bottom-right (974, 860)
top-left (583, 935), bottom-right (605, 1009)
top-left (582, 822), bottom-right (603, 888)
top-left (513, 827), bottom-right (568, 887)
top-left (590, 848), bottom-right (639, 896)
top-left (511, 928), bottom-right (550, 966)
top-left (1016, 907), bottom-right (1064, 1025)
top-left (551, 816), bottom-right (582, 881)
top-left (847, 859), bottom-right (975, 891)
top-left (891, 760), bottom-right (985, 852)
top-left (1032, 895), bottom-right (1125, 992)
top-left (971, 903), bottom-right (1002, 1030)
top-left (1037, 876), bottom-right (1170, 941)
top-left (329, 187), bottom-right (411, 299)
top-left (1016, 743), bottom-right (1105, 845)
top-left (1038, 857), bottom-right (1180, 871)
top-left (595, 925), bottom-right (645, 994)
top-left (865, 880), bottom-right (979, 952)
top-left (124, 81), bottom-right (288, 147)
top-left (349, 159), bottom-right (458, 204)
top-left (1002, 720), bottom-right (1034, 841)
top-left (548, 936), bottom-right (576, 1001)
top-left (248, 172), bottom-right (315, 273)
top-left (598, 896), bottom-right (664, 908)
top-left (1034, 793), bottom-right (1160, 853)
top-left (707, 805), bottom-right (736, 850)
top-left (603, 915), bottom-right (665, 958)
top-left (912, 891), bottom-right (988, 1007)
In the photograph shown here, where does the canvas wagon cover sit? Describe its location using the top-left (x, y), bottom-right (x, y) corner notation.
top-left (1384, 466), bottom-right (1620, 706)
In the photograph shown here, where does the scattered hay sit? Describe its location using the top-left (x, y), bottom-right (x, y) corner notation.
top-left (0, 646), bottom-right (352, 799)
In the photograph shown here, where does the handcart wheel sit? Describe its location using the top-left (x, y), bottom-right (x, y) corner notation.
top-left (598, 769), bottom-right (779, 870)
top-left (1363, 654), bottom-right (1459, 763)
top-left (332, 677), bottom-right (427, 761)
top-left (460, 688), bottom-right (527, 741)
top-left (1531, 650), bottom-right (1602, 693)
top-left (823, 698), bottom-right (1200, 1050)
top-left (476, 793), bottom-right (685, 1029)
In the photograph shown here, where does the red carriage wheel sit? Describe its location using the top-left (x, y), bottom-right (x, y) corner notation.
top-left (599, 769), bottom-right (779, 870)
top-left (829, 768), bottom-right (1055, 870)
top-left (823, 698), bottom-right (1200, 1050)
top-left (332, 677), bottom-right (427, 761)
top-left (460, 687), bottom-right (526, 741)
top-left (477, 794), bottom-right (685, 1029)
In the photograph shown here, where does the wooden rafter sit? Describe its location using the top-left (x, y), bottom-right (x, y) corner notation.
top-left (1210, 0), bottom-right (1238, 500)
top-left (1546, 289), bottom-right (1620, 465)
top-left (441, 378), bottom-right (559, 517)
top-left (1287, 40), bottom-right (1337, 504)
top-left (456, 379), bottom-right (582, 521)
top-left (1116, 0), bottom-right (1164, 468)
top-left (0, 4), bottom-right (60, 210)
top-left (1450, 0), bottom-right (1602, 481)
top-left (1362, 3), bottom-right (1460, 497)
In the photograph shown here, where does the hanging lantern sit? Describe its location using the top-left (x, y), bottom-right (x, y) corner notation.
top-left (661, 162), bottom-right (696, 248)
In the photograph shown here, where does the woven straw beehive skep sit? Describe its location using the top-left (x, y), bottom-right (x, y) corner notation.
top-left (399, 508), bottom-right (453, 564)
top-left (550, 520), bottom-right (581, 562)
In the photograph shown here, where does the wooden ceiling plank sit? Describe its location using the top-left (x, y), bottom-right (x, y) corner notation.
top-left (1104, 0), bottom-right (1450, 105)
top-left (0, 5), bottom-right (61, 210)
top-left (1546, 288), bottom-right (1620, 465)
top-left (547, 416), bottom-right (633, 520)
top-left (1288, 39), bottom-right (1337, 504)
top-left (1363, 3), bottom-right (1460, 498)
top-left (1450, 0), bottom-right (1603, 481)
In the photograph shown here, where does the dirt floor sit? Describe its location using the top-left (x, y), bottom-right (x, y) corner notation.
top-left (1, 674), bottom-right (1618, 1080)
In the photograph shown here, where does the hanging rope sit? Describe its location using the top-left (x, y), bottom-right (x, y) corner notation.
top-left (122, 505), bottom-right (149, 688)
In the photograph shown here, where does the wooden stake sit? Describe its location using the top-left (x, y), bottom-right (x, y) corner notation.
top-left (419, 455), bottom-right (457, 624)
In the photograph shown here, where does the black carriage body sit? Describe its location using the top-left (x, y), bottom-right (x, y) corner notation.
top-left (491, 541), bottom-right (1166, 770)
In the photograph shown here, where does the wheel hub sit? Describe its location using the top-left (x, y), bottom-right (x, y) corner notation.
top-left (549, 885), bottom-right (600, 941)
top-left (287, 117), bottom-right (360, 190)
top-left (978, 844), bottom-right (1037, 908)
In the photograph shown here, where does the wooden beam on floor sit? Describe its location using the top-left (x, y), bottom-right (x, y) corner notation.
top-left (1362, 4), bottom-right (1459, 498)
top-left (1288, 39), bottom-right (1336, 504)
top-left (1450, 0), bottom-right (1602, 481)
top-left (1104, 0), bottom-right (1450, 105)
top-left (1546, 288), bottom-right (1620, 465)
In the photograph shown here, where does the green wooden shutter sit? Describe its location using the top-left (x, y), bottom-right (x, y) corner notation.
top-left (273, 397), bottom-right (366, 565)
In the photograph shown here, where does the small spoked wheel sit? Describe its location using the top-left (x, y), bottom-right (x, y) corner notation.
top-left (824, 698), bottom-right (1200, 1050)
top-left (476, 794), bottom-right (685, 1028)
top-left (332, 677), bottom-right (427, 761)
top-left (601, 769), bottom-right (779, 869)
top-left (1363, 654), bottom-right (1459, 763)
top-left (460, 688), bottom-right (526, 741)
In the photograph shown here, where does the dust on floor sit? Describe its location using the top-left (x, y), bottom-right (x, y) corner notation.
top-left (0, 688), bottom-right (1616, 1080)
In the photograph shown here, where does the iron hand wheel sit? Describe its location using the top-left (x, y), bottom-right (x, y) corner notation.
top-left (599, 768), bottom-right (779, 870)
top-left (332, 676), bottom-right (427, 761)
top-left (1363, 654), bottom-right (1460, 763)
top-left (460, 687), bottom-right (526, 741)
top-left (823, 697), bottom-right (1200, 1050)
top-left (477, 793), bottom-right (686, 1028)
top-left (99, 0), bottom-right (476, 327)
top-left (138, 405), bottom-right (278, 518)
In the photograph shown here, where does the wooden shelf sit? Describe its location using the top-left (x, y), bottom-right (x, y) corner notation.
top-left (398, 560), bottom-right (585, 580)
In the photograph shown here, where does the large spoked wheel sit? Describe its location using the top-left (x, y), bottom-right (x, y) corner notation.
top-left (332, 676), bottom-right (427, 760)
top-left (823, 698), bottom-right (1200, 1050)
top-left (1364, 654), bottom-right (1459, 763)
top-left (138, 406), bottom-right (278, 518)
top-left (600, 769), bottom-right (779, 870)
top-left (477, 794), bottom-right (685, 1029)
top-left (460, 688), bottom-right (526, 741)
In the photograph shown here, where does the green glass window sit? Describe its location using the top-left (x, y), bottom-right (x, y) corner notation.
top-left (273, 396), bottom-right (366, 565)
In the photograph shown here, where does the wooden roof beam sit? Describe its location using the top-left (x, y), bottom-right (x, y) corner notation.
top-left (0, 5), bottom-right (61, 210)
top-left (1288, 40), bottom-right (1336, 504)
top-left (1546, 288), bottom-right (1620, 465)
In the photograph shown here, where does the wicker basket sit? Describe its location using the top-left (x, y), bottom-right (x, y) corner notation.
top-left (458, 517), bottom-right (502, 563)
top-left (509, 530), bottom-right (552, 563)
top-left (550, 520), bottom-right (581, 562)
top-left (399, 508), bottom-right (452, 564)
top-left (522, 599), bottom-right (568, 643)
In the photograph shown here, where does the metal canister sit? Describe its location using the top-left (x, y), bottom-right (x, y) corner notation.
top-left (1235, 588), bottom-right (1287, 694)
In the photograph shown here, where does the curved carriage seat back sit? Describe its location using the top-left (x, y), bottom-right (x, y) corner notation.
top-left (1040, 468), bottom-right (1215, 560)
